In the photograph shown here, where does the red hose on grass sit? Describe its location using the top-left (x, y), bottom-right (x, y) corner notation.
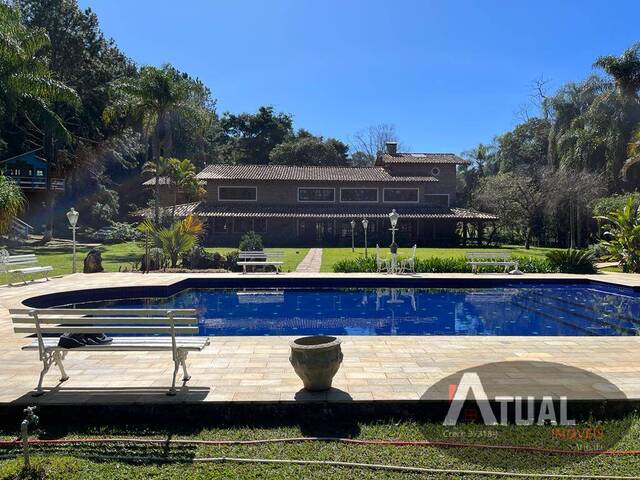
top-left (0, 436), bottom-right (638, 456)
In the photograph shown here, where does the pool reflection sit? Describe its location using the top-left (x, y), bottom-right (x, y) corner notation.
top-left (73, 284), bottom-right (640, 337)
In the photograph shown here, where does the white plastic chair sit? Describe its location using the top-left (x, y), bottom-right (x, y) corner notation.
top-left (375, 244), bottom-right (390, 273)
top-left (400, 245), bottom-right (417, 274)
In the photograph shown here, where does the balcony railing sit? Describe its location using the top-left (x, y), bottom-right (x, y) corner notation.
top-left (8, 176), bottom-right (64, 191)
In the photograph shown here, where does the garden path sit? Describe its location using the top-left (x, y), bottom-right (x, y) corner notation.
top-left (295, 248), bottom-right (323, 273)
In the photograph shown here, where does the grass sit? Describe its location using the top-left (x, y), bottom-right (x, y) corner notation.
top-left (320, 245), bottom-right (557, 272)
top-left (0, 243), bottom-right (309, 283)
top-left (0, 418), bottom-right (639, 479)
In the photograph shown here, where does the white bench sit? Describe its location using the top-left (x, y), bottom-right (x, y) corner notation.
top-left (237, 250), bottom-right (284, 274)
top-left (465, 252), bottom-right (522, 274)
top-left (0, 249), bottom-right (53, 285)
top-left (10, 308), bottom-right (209, 395)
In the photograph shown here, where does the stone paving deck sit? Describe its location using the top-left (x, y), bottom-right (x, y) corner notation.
top-left (295, 248), bottom-right (323, 272)
top-left (0, 272), bottom-right (639, 406)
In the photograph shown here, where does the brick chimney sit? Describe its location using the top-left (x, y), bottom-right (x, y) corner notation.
top-left (385, 141), bottom-right (398, 155)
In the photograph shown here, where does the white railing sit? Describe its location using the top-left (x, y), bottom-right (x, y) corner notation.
top-left (10, 218), bottom-right (32, 240)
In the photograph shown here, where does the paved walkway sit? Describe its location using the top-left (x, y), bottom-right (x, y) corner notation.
top-left (295, 248), bottom-right (323, 272)
top-left (0, 272), bottom-right (639, 405)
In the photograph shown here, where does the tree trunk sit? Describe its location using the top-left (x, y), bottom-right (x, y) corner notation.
top-left (42, 129), bottom-right (56, 243)
top-left (172, 186), bottom-right (177, 222)
top-left (524, 228), bottom-right (531, 249)
top-left (153, 133), bottom-right (161, 225)
top-left (569, 199), bottom-right (576, 249)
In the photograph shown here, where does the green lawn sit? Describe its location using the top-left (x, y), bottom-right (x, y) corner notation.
top-left (320, 245), bottom-right (557, 272)
top-left (1, 243), bottom-right (309, 283)
top-left (1, 418), bottom-right (639, 479)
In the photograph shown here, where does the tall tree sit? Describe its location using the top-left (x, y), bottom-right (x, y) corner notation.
top-left (458, 143), bottom-right (497, 206)
top-left (594, 43), bottom-right (640, 99)
top-left (350, 124), bottom-right (400, 165)
top-left (0, 3), bottom-right (79, 147)
top-left (217, 106), bottom-right (293, 164)
top-left (105, 64), bottom-right (208, 223)
top-left (495, 118), bottom-right (550, 172)
top-left (473, 172), bottom-right (545, 249)
top-left (269, 136), bottom-right (349, 166)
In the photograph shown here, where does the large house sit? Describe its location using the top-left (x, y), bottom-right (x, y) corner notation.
top-left (147, 142), bottom-right (497, 246)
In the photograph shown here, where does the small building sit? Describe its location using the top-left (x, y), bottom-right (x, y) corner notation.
top-left (145, 142), bottom-right (497, 246)
top-left (0, 149), bottom-right (64, 191)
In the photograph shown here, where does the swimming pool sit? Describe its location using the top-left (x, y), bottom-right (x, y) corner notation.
top-left (59, 282), bottom-right (640, 336)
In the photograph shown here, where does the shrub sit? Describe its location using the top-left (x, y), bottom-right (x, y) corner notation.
top-left (181, 246), bottom-right (224, 269)
top-left (415, 256), bottom-right (469, 273)
top-left (239, 231), bottom-right (263, 252)
top-left (92, 222), bottom-right (141, 243)
top-left (0, 174), bottom-right (25, 235)
top-left (139, 247), bottom-right (166, 271)
top-left (514, 256), bottom-right (553, 273)
top-left (545, 249), bottom-right (596, 274)
top-left (224, 250), bottom-right (242, 272)
top-left (333, 254), bottom-right (553, 273)
top-left (596, 197), bottom-right (640, 273)
top-left (156, 215), bottom-right (202, 268)
top-left (333, 255), bottom-right (376, 273)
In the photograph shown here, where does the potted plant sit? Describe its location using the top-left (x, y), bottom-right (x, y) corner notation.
top-left (289, 335), bottom-right (343, 391)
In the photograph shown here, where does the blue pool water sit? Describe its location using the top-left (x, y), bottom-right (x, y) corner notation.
top-left (67, 282), bottom-right (640, 336)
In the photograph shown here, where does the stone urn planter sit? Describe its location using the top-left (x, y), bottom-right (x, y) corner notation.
top-left (289, 335), bottom-right (343, 391)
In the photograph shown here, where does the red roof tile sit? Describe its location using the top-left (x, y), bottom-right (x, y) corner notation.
top-left (376, 153), bottom-right (469, 165)
top-left (196, 164), bottom-right (438, 182)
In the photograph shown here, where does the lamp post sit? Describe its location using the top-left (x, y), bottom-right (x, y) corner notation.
top-left (66, 208), bottom-right (79, 273)
top-left (350, 220), bottom-right (356, 252)
top-left (361, 218), bottom-right (369, 257)
top-left (388, 209), bottom-right (399, 273)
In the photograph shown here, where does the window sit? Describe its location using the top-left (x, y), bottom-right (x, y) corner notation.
top-left (340, 188), bottom-right (378, 203)
top-left (253, 218), bottom-right (267, 233)
top-left (233, 218), bottom-right (253, 233)
top-left (218, 186), bottom-right (257, 201)
top-left (431, 167), bottom-right (440, 176)
top-left (424, 194), bottom-right (449, 208)
top-left (383, 188), bottom-right (419, 203)
top-left (298, 187), bottom-right (335, 202)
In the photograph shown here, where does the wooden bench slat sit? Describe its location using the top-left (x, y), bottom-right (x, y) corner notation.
top-left (237, 261), bottom-right (284, 265)
top-left (12, 316), bottom-right (197, 325)
top-left (14, 326), bottom-right (199, 335)
top-left (10, 308), bottom-right (196, 315)
top-left (8, 266), bottom-right (52, 273)
top-left (22, 336), bottom-right (209, 351)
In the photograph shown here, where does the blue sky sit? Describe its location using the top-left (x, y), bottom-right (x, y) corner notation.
top-left (79, 0), bottom-right (639, 154)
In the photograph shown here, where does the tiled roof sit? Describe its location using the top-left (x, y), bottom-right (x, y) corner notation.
top-left (376, 153), bottom-right (470, 165)
top-left (132, 202), bottom-right (200, 218)
top-left (142, 176), bottom-right (205, 186)
top-left (142, 176), bottom-right (171, 186)
top-left (135, 202), bottom-right (497, 221)
top-left (196, 164), bottom-right (438, 182)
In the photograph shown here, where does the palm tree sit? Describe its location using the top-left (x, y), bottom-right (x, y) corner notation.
top-left (596, 197), bottom-right (640, 273)
top-left (166, 158), bottom-right (202, 217)
top-left (0, 4), bottom-right (79, 133)
top-left (621, 127), bottom-right (640, 179)
top-left (594, 43), bottom-right (640, 99)
top-left (1, 4), bottom-right (79, 241)
top-left (0, 175), bottom-right (26, 235)
top-left (104, 64), bottom-right (207, 224)
top-left (142, 157), bottom-right (202, 219)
